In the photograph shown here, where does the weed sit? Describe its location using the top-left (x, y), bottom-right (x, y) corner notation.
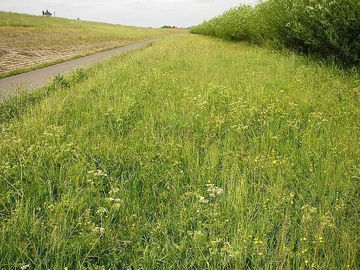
top-left (52, 74), bottom-right (70, 89)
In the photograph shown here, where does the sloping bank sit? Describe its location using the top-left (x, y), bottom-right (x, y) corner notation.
top-left (0, 34), bottom-right (359, 269)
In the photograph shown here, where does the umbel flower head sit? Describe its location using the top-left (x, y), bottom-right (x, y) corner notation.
top-left (206, 184), bottom-right (224, 197)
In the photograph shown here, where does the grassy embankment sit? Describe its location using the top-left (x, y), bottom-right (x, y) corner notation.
top-left (0, 34), bottom-right (359, 269)
top-left (0, 11), bottom-right (179, 78)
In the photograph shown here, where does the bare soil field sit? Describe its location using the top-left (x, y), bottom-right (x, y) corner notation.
top-left (0, 39), bottom-right (138, 76)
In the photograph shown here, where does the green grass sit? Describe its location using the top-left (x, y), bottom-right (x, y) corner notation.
top-left (0, 34), bottom-right (359, 269)
top-left (0, 11), bottom-right (176, 43)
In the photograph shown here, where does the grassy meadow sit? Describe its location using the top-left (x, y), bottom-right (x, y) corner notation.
top-left (1, 34), bottom-right (360, 269)
top-left (0, 11), bottom-right (173, 46)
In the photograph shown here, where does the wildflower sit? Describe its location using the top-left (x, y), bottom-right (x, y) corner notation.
top-left (21, 265), bottom-right (30, 270)
top-left (206, 184), bottom-right (224, 197)
top-left (199, 196), bottom-right (209, 204)
top-left (96, 207), bottom-right (108, 215)
top-left (109, 187), bottom-right (120, 194)
top-left (94, 170), bottom-right (108, 177)
top-left (93, 226), bottom-right (105, 234)
top-left (301, 205), bottom-right (316, 211)
top-left (215, 187), bottom-right (224, 196)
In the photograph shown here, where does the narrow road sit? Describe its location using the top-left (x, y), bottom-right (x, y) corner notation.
top-left (0, 38), bottom-right (160, 103)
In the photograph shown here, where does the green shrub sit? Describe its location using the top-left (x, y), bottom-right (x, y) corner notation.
top-left (283, 0), bottom-right (360, 63)
top-left (190, 0), bottom-right (360, 65)
top-left (191, 5), bottom-right (256, 43)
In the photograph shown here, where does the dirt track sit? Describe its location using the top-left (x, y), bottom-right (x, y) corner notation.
top-left (0, 38), bottom-right (160, 103)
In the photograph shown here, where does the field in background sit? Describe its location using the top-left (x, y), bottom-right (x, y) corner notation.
top-left (0, 34), bottom-right (359, 269)
top-left (0, 11), bottom-right (181, 78)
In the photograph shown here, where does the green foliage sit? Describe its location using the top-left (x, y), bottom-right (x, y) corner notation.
top-left (0, 68), bottom-right (89, 123)
top-left (190, 0), bottom-right (360, 65)
top-left (0, 35), bottom-right (359, 269)
top-left (283, 0), bottom-right (360, 64)
top-left (52, 74), bottom-right (70, 89)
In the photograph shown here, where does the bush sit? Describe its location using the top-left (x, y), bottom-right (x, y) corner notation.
top-left (283, 0), bottom-right (360, 64)
top-left (190, 5), bottom-right (256, 43)
top-left (190, 0), bottom-right (360, 65)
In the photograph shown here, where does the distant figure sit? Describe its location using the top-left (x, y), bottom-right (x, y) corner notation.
top-left (42, 9), bottom-right (52, 17)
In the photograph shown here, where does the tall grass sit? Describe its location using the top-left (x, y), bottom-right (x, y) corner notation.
top-left (0, 34), bottom-right (359, 269)
top-left (190, 0), bottom-right (360, 66)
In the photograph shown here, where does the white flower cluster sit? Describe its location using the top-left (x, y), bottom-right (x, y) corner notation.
top-left (96, 207), bottom-right (108, 215)
top-left (199, 196), bottom-right (210, 204)
top-left (93, 226), bottom-right (105, 234)
top-left (105, 197), bottom-right (121, 203)
top-left (89, 170), bottom-right (108, 177)
top-left (206, 184), bottom-right (224, 197)
top-left (199, 184), bottom-right (224, 204)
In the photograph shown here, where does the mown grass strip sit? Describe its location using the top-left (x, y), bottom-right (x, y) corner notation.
top-left (0, 34), bottom-right (359, 269)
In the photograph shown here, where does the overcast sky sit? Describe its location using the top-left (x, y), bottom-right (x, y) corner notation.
top-left (0, 0), bottom-right (257, 28)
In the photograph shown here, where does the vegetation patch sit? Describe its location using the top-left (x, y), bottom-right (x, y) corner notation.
top-left (190, 0), bottom-right (360, 66)
top-left (0, 34), bottom-right (359, 269)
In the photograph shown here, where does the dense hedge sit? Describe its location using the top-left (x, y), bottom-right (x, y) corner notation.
top-left (190, 0), bottom-right (360, 65)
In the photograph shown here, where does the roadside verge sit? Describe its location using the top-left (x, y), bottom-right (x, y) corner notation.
top-left (0, 38), bottom-right (161, 103)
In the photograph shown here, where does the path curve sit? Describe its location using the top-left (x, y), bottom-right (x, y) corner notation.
top-left (0, 38), bottom-right (161, 103)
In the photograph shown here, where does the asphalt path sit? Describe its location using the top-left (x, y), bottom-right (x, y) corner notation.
top-left (0, 38), bottom-right (160, 103)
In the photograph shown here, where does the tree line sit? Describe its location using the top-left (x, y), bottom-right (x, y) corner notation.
top-left (190, 0), bottom-right (360, 66)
